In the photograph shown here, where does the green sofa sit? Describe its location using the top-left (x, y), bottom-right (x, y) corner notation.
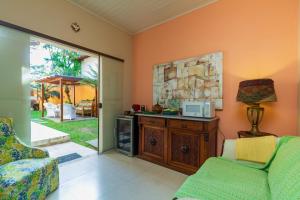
top-left (174, 136), bottom-right (300, 200)
top-left (0, 117), bottom-right (59, 199)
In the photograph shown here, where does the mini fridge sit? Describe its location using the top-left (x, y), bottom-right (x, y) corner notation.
top-left (115, 115), bottom-right (138, 156)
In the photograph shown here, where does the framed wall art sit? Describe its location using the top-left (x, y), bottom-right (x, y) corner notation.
top-left (153, 52), bottom-right (223, 109)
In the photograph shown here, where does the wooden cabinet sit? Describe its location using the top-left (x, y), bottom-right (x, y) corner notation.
top-left (168, 119), bottom-right (203, 131)
top-left (168, 128), bottom-right (200, 172)
top-left (138, 115), bottom-right (218, 175)
top-left (140, 116), bottom-right (165, 127)
top-left (141, 125), bottom-right (166, 162)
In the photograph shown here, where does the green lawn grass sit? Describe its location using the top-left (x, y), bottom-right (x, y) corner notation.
top-left (31, 111), bottom-right (98, 150)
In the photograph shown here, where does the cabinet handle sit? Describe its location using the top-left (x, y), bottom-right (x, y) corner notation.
top-left (180, 145), bottom-right (189, 154)
top-left (204, 134), bottom-right (209, 142)
top-left (149, 137), bottom-right (157, 146)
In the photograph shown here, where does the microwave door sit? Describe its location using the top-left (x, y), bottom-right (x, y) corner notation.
top-left (185, 104), bottom-right (203, 117)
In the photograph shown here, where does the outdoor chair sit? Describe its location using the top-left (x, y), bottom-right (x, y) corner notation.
top-left (43, 102), bottom-right (59, 118)
top-left (58, 103), bottom-right (76, 120)
top-left (76, 100), bottom-right (93, 117)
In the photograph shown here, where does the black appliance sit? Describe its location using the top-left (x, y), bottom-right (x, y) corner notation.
top-left (115, 115), bottom-right (138, 156)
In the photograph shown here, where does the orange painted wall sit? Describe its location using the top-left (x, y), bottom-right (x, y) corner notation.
top-left (133, 0), bottom-right (299, 143)
top-left (34, 85), bottom-right (96, 106)
top-left (48, 85), bottom-right (96, 105)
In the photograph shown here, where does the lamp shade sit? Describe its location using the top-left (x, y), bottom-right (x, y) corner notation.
top-left (236, 79), bottom-right (277, 104)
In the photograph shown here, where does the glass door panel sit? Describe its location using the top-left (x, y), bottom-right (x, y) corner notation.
top-left (99, 57), bottom-right (124, 153)
top-left (116, 118), bottom-right (132, 152)
top-left (0, 25), bottom-right (30, 144)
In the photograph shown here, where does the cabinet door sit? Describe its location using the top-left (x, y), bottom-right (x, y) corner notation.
top-left (141, 125), bottom-right (165, 162)
top-left (167, 119), bottom-right (203, 131)
top-left (168, 128), bottom-right (200, 172)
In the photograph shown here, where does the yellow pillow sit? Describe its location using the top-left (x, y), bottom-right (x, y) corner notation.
top-left (236, 136), bottom-right (276, 163)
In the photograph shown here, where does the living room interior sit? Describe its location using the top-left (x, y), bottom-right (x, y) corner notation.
top-left (0, 0), bottom-right (299, 200)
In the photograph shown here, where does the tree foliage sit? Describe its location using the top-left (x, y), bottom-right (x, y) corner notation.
top-left (31, 82), bottom-right (60, 102)
top-left (43, 44), bottom-right (82, 77)
top-left (80, 65), bottom-right (98, 88)
top-left (30, 44), bottom-right (83, 104)
top-left (43, 44), bottom-right (82, 104)
top-left (30, 65), bottom-right (60, 103)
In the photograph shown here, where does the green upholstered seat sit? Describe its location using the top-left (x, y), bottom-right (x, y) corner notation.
top-left (175, 157), bottom-right (270, 200)
top-left (268, 138), bottom-right (300, 200)
top-left (175, 136), bottom-right (300, 200)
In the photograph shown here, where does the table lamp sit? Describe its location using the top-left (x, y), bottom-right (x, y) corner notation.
top-left (236, 79), bottom-right (277, 135)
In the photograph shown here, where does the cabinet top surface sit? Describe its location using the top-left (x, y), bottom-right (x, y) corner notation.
top-left (135, 113), bottom-right (219, 122)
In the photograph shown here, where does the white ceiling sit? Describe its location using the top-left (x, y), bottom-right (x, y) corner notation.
top-left (68, 0), bottom-right (218, 34)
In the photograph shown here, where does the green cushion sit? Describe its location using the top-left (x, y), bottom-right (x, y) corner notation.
top-left (175, 157), bottom-right (270, 200)
top-left (268, 137), bottom-right (300, 200)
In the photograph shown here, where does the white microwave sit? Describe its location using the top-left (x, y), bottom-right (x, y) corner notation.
top-left (182, 101), bottom-right (216, 118)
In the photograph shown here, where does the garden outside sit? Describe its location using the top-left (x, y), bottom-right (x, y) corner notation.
top-left (31, 111), bottom-right (98, 150)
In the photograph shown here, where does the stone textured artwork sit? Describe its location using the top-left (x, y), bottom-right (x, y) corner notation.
top-left (153, 52), bottom-right (223, 109)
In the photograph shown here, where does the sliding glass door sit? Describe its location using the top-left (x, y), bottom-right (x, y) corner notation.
top-left (99, 56), bottom-right (124, 153)
top-left (0, 23), bottom-right (124, 154)
top-left (0, 25), bottom-right (31, 144)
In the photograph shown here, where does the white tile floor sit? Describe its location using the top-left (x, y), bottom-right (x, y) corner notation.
top-left (47, 151), bottom-right (187, 200)
top-left (43, 142), bottom-right (97, 158)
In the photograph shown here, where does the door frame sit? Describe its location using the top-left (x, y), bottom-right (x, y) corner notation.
top-left (98, 56), bottom-right (101, 153)
top-left (98, 56), bottom-right (124, 154)
top-left (0, 20), bottom-right (124, 153)
top-left (0, 20), bottom-right (124, 62)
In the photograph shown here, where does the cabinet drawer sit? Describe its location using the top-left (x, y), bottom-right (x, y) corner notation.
top-left (167, 119), bottom-right (203, 131)
top-left (140, 117), bottom-right (165, 127)
top-left (168, 128), bottom-right (200, 171)
top-left (141, 126), bottom-right (165, 162)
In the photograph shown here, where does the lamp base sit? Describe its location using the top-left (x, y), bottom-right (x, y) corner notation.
top-left (246, 104), bottom-right (264, 136)
top-left (238, 131), bottom-right (276, 138)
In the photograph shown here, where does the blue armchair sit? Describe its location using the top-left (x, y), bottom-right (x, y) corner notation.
top-left (0, 117), bottom-right (59, 199)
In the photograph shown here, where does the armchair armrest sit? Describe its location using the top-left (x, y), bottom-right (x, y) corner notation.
top-left (29, 147), bottom-right (49, 158)
top-left (15, 137), bottom-right (49, 159)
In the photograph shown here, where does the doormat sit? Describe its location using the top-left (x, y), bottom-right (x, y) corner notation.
top-left (57, 153), bottom-right (82, 164)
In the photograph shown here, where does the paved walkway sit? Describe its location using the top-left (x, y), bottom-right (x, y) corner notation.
top-left (43, 142), bottom-right (97, 159)
top-left (45, 116), bottom-right (96, 123)
top-left (87, 139), bottom-right (98, 148)
top-left (31, 122), bottom-right (70, 146)
top-left (31, 122), bottom-right (97, 160)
